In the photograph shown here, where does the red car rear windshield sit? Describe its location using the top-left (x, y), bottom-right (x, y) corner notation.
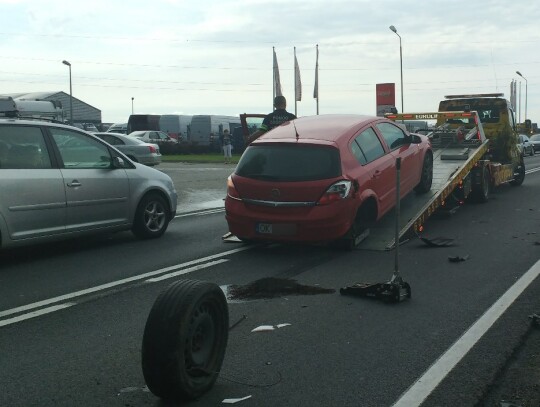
top-left (235, 144), bottom-right (341, 182)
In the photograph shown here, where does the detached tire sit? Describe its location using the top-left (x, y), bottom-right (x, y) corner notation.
top-left (132, 193), bottom-right (170, 239)
top-left (142, 280), bottom-right (229, 402)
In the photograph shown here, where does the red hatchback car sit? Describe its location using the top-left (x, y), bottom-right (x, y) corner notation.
top-left (225, 114), bottom-right (433, 247)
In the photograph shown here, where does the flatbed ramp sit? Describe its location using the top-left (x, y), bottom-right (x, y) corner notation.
top-left (358, 140), bottom-right (489, 251)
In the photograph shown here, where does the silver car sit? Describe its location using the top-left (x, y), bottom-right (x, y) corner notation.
top-left (517, 134), bottom-right (535, 156)
top-left (93, 132), bottom-right (162, 166)
top-left (128, 130), bottom-right (177, 144)
top-left (530, 134), bottom-right (540, 153)
top-left (0, 119), bottom-right (178, 249)
top-left (106, 122), bottom-right (128, 134)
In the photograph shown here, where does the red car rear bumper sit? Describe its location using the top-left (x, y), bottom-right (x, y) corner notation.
top-left (225, 197), bottom-right (356, 242)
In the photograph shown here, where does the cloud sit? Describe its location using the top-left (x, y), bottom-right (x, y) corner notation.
top-left (1, 0), bottom-right (539, 122)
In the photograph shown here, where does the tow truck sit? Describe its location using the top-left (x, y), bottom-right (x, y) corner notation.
top-left (364, 109), bottom-right (524, 250)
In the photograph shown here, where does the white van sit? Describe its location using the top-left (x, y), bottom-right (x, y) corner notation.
top-left (159, 115), bottom-right (192, 142)
top-left (190, 115), bottom-right (241, 146)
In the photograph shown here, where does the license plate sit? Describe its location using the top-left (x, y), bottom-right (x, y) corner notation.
top-left (256, 223), bottom-right (272, 234)
top-left (256, 223), bottom-right (296, 235)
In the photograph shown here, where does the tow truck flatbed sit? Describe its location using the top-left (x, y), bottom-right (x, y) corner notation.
top-left (358, 140), bottom-right (489, 251)
top-left (360, 110), bottom-right (493, 251)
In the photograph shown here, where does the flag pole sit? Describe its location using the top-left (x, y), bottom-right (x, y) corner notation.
top-left (314, 44), bottom-right (319, 115)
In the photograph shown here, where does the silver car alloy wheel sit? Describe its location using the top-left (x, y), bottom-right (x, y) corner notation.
top-left (144, 200), bottom-right (167, 232)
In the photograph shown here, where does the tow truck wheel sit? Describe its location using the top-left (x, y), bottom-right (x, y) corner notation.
top-left (470, 166), bottom-right (490, 203)
top-left (510, 158), bottom-right (525, 186)
top-left (142, 279), bottom-right (229, 402)
top-left (414, 152), bottom-right (433, 194)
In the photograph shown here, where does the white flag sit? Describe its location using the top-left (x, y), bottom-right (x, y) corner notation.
top-left (273, 48), bottom-right (283, 97)
top-left (294, 53), bottom-right (302, 102)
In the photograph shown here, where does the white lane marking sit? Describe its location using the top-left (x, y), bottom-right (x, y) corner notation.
top-left (146, 259), bottom-right (228, 282)
top-left (0, 303), bottom-right (76, 328)
top-left (392, 259), bottom-right (540, 407)
top-left (526, 166), bottom-right (540, 174)
top-left (0, 246), bottom-right (251, 319)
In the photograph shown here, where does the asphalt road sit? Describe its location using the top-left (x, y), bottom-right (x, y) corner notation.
top-left (1, 158), bottom-right (539, 407)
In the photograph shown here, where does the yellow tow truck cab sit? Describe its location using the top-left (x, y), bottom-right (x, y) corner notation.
top-left (437, 93), bottom-right (521, 165)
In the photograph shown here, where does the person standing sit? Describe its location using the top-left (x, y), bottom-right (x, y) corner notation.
top-left (222, 129), bottom-right (233, 164)
top-left (246, 95), bottom-right (296, 145)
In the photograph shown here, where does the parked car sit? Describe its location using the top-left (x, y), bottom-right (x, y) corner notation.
top-left (0, 119), bottom-right (177, 250)
top-left (107, 122), bottom-right (128, 134)
top-left (72, 123), bottom-right (99, 132)
top-left (128, 130), bottom-right (177, 144)
top-left (517, 134), bottom-right (535, 156)
top-left (529, 134), bottom-right (540, 153)
top-left (93, 132), bottom-right (161, 166)
top-left (225, 114), bottom-right (433, 248)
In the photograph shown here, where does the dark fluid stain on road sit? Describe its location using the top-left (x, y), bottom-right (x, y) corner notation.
top-left (227, 277), bottom-right (335, 300)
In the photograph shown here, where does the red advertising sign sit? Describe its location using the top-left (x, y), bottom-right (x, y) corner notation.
top-left (376, 83), bottom-right (396, 116)
top-left (376, 83), bottom-right (395, 105)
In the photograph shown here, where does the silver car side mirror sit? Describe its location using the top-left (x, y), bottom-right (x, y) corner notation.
top-left (113, 156), bottom-right (126, 168)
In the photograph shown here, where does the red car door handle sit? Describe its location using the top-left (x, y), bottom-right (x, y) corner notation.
top-left (372, 170), bottom-right (381, 178)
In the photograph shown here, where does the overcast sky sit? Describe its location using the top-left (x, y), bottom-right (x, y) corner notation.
top-left (1, 0), bottom-right (539, 124)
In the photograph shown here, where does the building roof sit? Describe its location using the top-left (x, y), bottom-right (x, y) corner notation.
top-left (3, 91), bottom-right (61, 100)
top-left (1, 91), bottom-right (100, 112)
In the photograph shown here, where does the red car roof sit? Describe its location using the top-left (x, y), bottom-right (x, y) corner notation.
top-left (255, 114), bottom-right (380, 145)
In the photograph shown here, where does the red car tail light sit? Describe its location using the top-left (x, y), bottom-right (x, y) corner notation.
top-left (317, 180), bottom-right (352, 205)
top-left (227, 176), bottom-right (241, 200)
top-left (148, 145), bottom-right (157, 153)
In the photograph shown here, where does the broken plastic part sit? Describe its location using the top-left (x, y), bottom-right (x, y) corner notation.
top-left (251, 325), bottom-right (275, 332)
top-left (448, 254), bottom-right (470, 262)
top-left (222, 395), bottom-right (253, 404)
top-left (420, 236), bottom-right (454, 247)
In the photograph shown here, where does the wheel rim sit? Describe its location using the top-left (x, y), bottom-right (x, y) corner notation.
top-left (144, 201), bottom-right (166, 232)
top-left (184, 302), bottom-right (217, 373)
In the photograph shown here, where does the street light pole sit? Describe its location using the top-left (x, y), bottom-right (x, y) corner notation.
top-left (389, 25), bottom-right (403, 113)
top-left (516, 71), bottom-right (527, 121)
top-left (131, 97), bottom-right (134, 114)
top-left (62, 60), bottom-right (73, 125)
